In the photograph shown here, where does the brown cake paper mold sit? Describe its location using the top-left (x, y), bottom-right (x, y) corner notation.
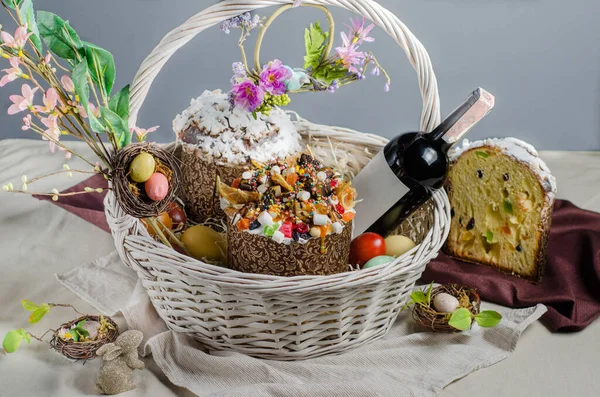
top-left (227, 217), bottom-right (353, 277)
top-left (179, 144), bottom-right (249, 223)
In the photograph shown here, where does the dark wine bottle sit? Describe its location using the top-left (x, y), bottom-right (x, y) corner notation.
top-left (352, 87), bottom-right (495, 237)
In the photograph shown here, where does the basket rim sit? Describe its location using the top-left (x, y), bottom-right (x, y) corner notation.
top-left (115, 186), bottom-right (449, 292)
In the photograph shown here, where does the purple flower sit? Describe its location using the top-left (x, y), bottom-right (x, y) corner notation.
top-left (347, 17), bottom-right (375, 45)
top-left (259, 59), bottom-right (293, 95)
top-left (231, 79), bottom-right (265, 112)
top-left (384, 82), bottom-right (391, 92)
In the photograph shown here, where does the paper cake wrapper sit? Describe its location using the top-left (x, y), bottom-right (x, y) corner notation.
top-left (227, 218), bottom-right (352, 277)
top-left (179, 144), bottom-right (249, 223)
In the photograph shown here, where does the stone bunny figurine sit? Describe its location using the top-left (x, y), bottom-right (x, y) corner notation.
top-left (95, 330), bottom-right (145, 395)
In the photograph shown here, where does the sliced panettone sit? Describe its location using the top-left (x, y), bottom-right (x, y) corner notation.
top-left (444, 138), bottom-right (556, 283)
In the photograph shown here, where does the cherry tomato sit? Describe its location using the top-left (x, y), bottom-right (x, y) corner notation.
top-left (167, 202), bottom-right (187, 229)
top-left (349, 232), bottom-right (386, 267)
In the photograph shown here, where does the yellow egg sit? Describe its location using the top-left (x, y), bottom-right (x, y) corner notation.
top-left (129, 152), bottom-right (156, 183)
top-left (181, 225), bottom-right (226, 262)
top-left (384, 235), bottom-right (416, 257)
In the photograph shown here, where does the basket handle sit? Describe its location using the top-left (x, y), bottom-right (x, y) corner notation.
top-left (129, 0), bottom-right (441, 133)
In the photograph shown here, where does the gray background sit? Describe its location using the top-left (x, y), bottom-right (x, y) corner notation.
top-left (0, 0), bottom-right (598, 150)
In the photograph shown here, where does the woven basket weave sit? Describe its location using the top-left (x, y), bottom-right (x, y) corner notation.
top-left (104, 0), bottom-right (451, 360)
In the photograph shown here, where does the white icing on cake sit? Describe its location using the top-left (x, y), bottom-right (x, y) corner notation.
top-left (173, 89), bottom-right (303, 165)
top-left (449, 138), bottom-right (557, 198)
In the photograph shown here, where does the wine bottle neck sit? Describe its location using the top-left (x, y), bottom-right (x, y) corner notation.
top-left (430, 87), bottom-right (495, 148)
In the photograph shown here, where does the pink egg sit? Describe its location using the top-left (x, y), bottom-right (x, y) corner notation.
top-left (144, 173), bottom-right (169, 201)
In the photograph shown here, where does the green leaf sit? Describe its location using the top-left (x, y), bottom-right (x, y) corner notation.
top-left (89, 113), bottom-right (106, 133)
top-left (21, 300), bottom-right (40, 312)
top-left (503, 200), bottom-right (513, 214)
top-left (2, 330), bottom-right (23, 353)
top-left (486, 230), bottom-right (494, 244)
top-left (17, 328), bottom-right (30, 344)
top-left (72, 60), bottom-right (89, 111)
top-left (312, 64), bottom-right (348, 84)
top-left (3, 0), bottom-right (23, 9)
top-left (474, 310), bottom-right (502, 328)
top-left (303, 21), bottom-right (328, 70)
top-left (84, 41), bottom-right (115, 97)
top-left (100, 106), bottom-right (130, 148)
top-left (448, 308), bottom-right (473, 331)
top-left (76, 319), bottom-right (87, 328)
top-left (18, 0), bottom-right (43, 52)
top-left (37, 11), bottom-right (84, 60)
top-left (475, 150), bottom-right (489, 159)
top-left (410, 291), bottom-right (427, 305)
top-left (28, 307), bottom-right (49, 324)
top-left (74, 327), bottom-right (89, 337)
top-left (71, 330), bottom-right (79, 342)
top-left (108, 85), bottom-right (130, 120)
top-left (425, 282), bottom-right (434, 305)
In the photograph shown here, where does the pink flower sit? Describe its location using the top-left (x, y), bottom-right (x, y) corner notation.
top-left (61, 75), bottom-right (75, 93)
top-left (41, 114), bottom-right (60, 153)
top-left (336, 36), bottom-right (365, 74)
top-left (8, 84), bottom-right (38, 115)
top-left (0, 57), bottom-right (23, 87)
top-left (33, 88), bottom-right (59, 114)
top-left (231, 79), bottom-right (265, 112)
top-left (21, 114), bottom-right (32, 131)
top-left (346, 17), bottom-right (375, 45)
top-left (1, 25), bottom-right (32, 50)
top-left (131, 125), bottom-right (159, 141)
top-left (76, 102), bottom-right (100, 119)
top-left (42, 54), bottom-right (52, 64)
top-left (64, 151), bottom-right (72, 160)
top-left (259, 59), bottom-right (292, 95)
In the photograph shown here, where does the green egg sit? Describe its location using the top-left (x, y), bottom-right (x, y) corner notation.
top-left (363, 255), bottom-right (396, 269)
top-left (129, 152), bottom-right (156, 183)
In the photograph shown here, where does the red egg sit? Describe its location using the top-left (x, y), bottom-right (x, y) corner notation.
top-left (168, 203), bottom-right (187, 229)
top-left (145, 172), bottom-right (169, 201)
top-left (349, 232), bottom-right (386, 267)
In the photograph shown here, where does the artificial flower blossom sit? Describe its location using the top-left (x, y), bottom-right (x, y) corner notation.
top-left (7, 84), bottom-right (38, 115)
top-left (57, 328), bottom-right (74, 341)
top-left (33, 87), bottom-right (59, 114)
top-left (76, 102), bottom-right (99, 119)
top-left (0, 57), bottom-right (24, 87)
top-left (131, 125), bottom-right (159, 141)
top-left (335, 35), bottom-right (365, 74)
top-left (21, 114), bottom-right (32, 131)
top-left (259, 59), bottom-right (293, 95)
top-left (61, 75), bottom-right (75, 92)
top-left (346, 17), bottom-right (375, 45)
top-left (41, 114), bottom-right (61, 152)
top-left (0, 24), bottom-right (32, 50)
top-left (231, 79), bottom-right (265, 112)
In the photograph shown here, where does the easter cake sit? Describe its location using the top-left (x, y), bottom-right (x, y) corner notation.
top-left (218, 153), bottom-right (356, 276)
top-left (173, 89), bottom-right (303, 222)
top-left (444, 138), bottom-right (556, 283)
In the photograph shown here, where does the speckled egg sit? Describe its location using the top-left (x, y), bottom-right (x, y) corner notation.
top-left (144, 173), bottom-right (169, 201)
top-left (128, 152), bottom-right (156, 183)
top-left (363, 255), bottom-right (395, 269)
top-left (384, 235), bottom-right (416, 257)
top-left (433, 292), bottom-right (460, 313)
top-left (181, 225), bottom-right (226, 262)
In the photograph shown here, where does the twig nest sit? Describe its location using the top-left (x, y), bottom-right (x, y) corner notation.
top-left (111, 142), bottom-right (181, 218)
top-left (412, 284), bottom-right (481, 332)
top-left (49, 315), bottom-right (119, 361)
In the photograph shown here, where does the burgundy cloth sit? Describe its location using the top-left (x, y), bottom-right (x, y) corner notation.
top-left (37, 176), bottom-right (600, 332)
top-left (34, 174), bottom-right (109, 232)
top-left (424, 200), bottom-right (600, 332)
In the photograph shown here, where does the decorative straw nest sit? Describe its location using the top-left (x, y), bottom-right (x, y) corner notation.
top-left (111, 142), bottom-right (181, 218)
top-left (412, 284), bottom-right (481, 332)
top-left (49, 315), bottom-right (119, 361)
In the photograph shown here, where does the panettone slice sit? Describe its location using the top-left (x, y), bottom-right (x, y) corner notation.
top-left (444, 138), bottom-right (556, 283)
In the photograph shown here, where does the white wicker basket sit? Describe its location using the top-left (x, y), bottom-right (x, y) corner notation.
top-left (105, 0), bottom-right (451, 360)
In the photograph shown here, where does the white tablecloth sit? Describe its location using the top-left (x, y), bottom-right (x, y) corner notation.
top-left (0, 139), bottom-right (598, 396)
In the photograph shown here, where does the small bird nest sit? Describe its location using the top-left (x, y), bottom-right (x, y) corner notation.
top-left (49, 315), bottom-right (119, 361)
top-left (111, 142), bottom-right (181, 218)
top-left (412, 284), bottom-right (481, 332)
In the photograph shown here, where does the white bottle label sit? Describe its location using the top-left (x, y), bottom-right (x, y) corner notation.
top-left (351, 150), bottom-right (410, 237)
